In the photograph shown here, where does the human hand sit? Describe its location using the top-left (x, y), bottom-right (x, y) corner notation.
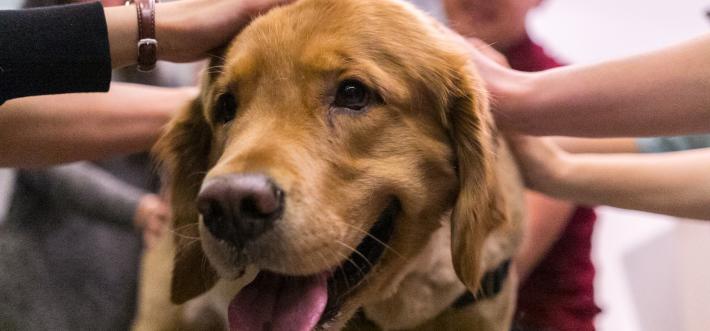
top-left (464, 38), bottom-right (534, 131)
top-left (505, 134), bottom-right (573, 196)
top-left (156, 0), bottom-right (295, 63)
top-left (133, 194), bottom-right (171, 249)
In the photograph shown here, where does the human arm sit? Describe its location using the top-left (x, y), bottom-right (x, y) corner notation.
top-left (508, 135), bottom-right (710, 220)
top-left (554, 137), bottom-right (639, 154)
top-left (468, 35), bottom-right (710, 137)
top-left (19, 162), bottom-right (169, 247)
top-left (514, 191), bottom-right (576, 281)
top-left (106, 0), bottom-right (294, 68)
top-left (553, 134), bottom-right (710, 154)
top-left (0, 83), bottom-right (195, 167)
top-left (0, 0), bottom-right (291, 103)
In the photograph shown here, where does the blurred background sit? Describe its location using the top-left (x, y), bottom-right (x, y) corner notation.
top-left (1, 0), bottom-right (709, 330)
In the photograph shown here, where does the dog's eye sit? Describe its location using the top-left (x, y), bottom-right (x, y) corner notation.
top-left (334, 80), bottom-right (371, 111)
top-left (214, 92), bottom-right (237, 124)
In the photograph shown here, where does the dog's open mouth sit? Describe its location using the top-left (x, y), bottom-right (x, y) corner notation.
top-left (227, 199), bottom-right (400, 331)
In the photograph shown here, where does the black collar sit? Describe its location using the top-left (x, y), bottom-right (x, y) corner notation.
top-left (351, 259), bottom-right (513, 326)
top-left (451, 259), bottom-right (512, 309)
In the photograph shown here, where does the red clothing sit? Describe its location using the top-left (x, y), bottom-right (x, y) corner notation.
top-left (505, 35), bottom-right (601, 331)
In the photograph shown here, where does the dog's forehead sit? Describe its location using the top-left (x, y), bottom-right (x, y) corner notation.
top-left (210, 0), bottom-right (467, 109)
top-left (224, 0), bottom-right (440, 66)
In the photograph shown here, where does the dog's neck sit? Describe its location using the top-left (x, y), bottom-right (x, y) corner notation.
top-left (360, 220), bottom-right (465, 329)
top-left (360, 207), bottom-right (521, 330)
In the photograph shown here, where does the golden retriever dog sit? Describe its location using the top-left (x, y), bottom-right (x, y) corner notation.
top-left (135, 0), bottom-right (524, 330)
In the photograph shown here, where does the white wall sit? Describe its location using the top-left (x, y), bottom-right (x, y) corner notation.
top-left (0, 170), bottom-right (14, 224)
top-left (527, 1), bottom-right (709, 330)
top-left (0, 0), bottom-right (22, 9)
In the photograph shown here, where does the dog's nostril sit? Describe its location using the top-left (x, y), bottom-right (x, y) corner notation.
top-left (240, 187), bottom-right (283, 219)
top-left (241, 196), bottom-right (262, 218)
top-left (198, 200), bottom-right (224, 235)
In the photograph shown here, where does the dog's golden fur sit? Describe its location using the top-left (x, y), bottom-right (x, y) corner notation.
top-left (135, 0), bottom-right (523, 330)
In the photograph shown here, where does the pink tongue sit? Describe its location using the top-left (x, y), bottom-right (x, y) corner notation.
top-left (229, 271), bottom-right (329, 331)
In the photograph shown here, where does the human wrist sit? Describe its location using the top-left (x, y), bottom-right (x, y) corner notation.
top-left (153, 0), bottom-right (184, 62)
top-left (498, 71), bottom-right (541, 133)
top-left (105, 5), bottom-right (139, 68)
top-left (546, 153), bottom-right (579, 200)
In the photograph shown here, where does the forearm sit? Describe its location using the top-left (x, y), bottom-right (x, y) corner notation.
top-left (105, 3), bottom-right (138, 69)
top-left (515, 191), bottom-right (576, 281)
top-left (0, 83), bottom-right (191, 167)
top-left (21, 163), bottom-right (146, 227)
top-left (552, 149), bottom-right (710, 220)
top-left (508, 35), bottom-right (710, 137)
top-left (554, 137), bottom-right (639, 154)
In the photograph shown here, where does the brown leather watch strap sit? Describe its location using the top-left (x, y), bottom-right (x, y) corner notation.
top-left (132, 0), bottom-right (158, 72)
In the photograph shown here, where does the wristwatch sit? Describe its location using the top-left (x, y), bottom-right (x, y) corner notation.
top-left (125, 0), bottom-right (159, 72)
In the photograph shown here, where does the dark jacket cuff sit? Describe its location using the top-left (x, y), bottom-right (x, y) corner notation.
top-left (0, 2), bottom-right (111, 102)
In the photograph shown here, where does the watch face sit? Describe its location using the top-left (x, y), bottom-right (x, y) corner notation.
top-left (406, 0), bottom-right (449, 25)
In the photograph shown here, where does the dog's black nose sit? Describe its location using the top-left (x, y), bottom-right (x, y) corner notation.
top-left (197, 174), bottom-right (284, 244)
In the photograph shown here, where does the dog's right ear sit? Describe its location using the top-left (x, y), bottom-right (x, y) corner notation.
top-left (154, 97), bottom-right (218, 304)
top-left (443, 62), bottom-right (512, 295)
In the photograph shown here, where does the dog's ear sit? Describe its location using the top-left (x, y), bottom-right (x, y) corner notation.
top-left (154, 97), bottom-right (218, 304)
top-left (444, 64), bottom-right (509, 294)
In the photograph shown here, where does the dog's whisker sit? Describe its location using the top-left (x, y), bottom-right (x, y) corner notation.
top-left (200, 253), bottom-right (212, 290)
top-left (332, 245), bottom-right (368, 283)
top-left (334, 240), bottom-right (374, 275)
top-left (167, 231), bottom-right (200, 241)
top-left (166, 223), bottom-right (201, 241)
top-left (206, 69), bottom-right (225, 75)
top-left (332, 247), bottom-right (375, 299)
top-left (330, 249), bottom-right (356, 292)
top-left (207, 53), bottom-right (227, 62)
top-left (332, 220), bottom-right (404, 259)
top-left (314, 249), bottom-right (343, 286)
top-left (171, 222), bottom-right (199, 232)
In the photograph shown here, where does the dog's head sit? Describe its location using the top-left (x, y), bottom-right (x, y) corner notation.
top-left (155, 0), bottom-right (510, 329)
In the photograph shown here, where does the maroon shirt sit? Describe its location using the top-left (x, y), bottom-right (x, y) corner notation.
top-left (506, 35), bottom-right (601, 331)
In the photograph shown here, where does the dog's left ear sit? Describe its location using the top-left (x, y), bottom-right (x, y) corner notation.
top-left (445, 63), bottom-right (510, 294)
top-left (154, 97), bottom-right (219, 304)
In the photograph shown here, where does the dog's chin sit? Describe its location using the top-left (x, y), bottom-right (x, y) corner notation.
top-left (213, 199), bottom-right (400, 331)
top-left (199, 223), bottom-right (250, 279)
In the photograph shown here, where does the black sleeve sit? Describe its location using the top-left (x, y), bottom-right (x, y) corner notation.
top-left (0, 2), bottom-right (112, 105)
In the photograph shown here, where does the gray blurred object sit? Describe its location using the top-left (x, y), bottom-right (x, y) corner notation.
top-left (0, 163), bottom-right (144, 331)
top-left (637, 135), bottom-right (710, 153)
top-left (406, 0), bottom-right (448, 24)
